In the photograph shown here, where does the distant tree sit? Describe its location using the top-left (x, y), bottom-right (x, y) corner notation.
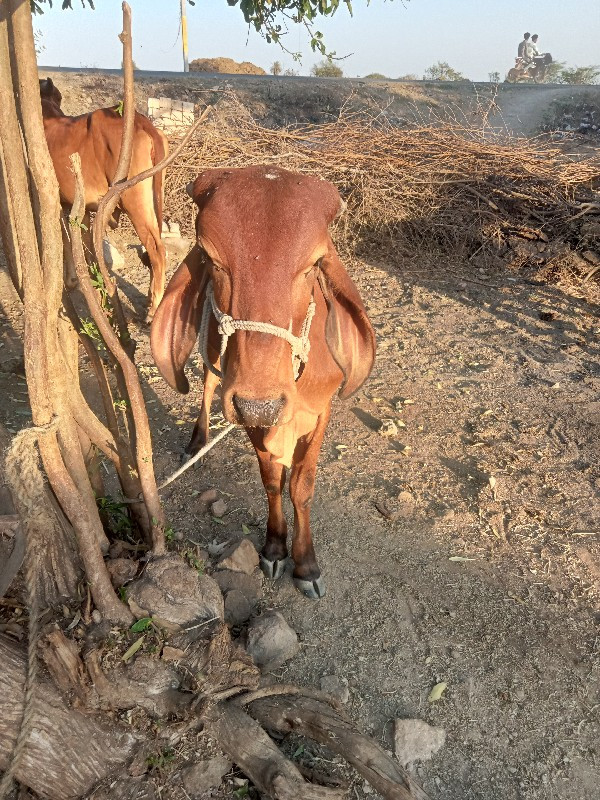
top-left (311, 58), bottom-right (343, 78)
top-left (488, 71), bottom-right (500, 83)
top-left (423, 61), bottom-right (465, 81)
top-left (270, 60), bottom-right (282, 75)
top-left (364, 73), bottom-right (389, 80)
top-left (541, 61), bottom-right (566, 83)
top-left (283, 67), bottom-right (299, 76)
top-left (397, 73), bottom-right (419, 81)
top-left (559, 65), bottom-right (600, 85)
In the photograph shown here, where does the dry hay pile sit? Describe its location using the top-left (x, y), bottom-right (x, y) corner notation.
top-left (163, 100), bottom-right (600, 300)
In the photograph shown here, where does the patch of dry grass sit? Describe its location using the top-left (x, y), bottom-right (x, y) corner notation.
top-left (163, 98), bottom-right (600, 299)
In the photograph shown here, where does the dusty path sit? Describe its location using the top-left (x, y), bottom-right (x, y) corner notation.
top-left (485, 84), bottom-right (599, 136)
top-left (74, 233), bottom-right (597, 800)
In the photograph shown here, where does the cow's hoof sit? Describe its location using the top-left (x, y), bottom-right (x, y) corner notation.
top-left (293, 575), bottom-right (326, 599)
top-left (260, 555), bottom-right (286, 581)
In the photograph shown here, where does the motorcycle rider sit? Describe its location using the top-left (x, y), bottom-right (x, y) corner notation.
top-left (530, 34), bottom-right (541, 59)
top-left (518, 32), bottom-right (531, 59)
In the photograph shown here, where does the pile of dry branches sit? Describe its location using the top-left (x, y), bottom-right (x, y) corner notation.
top-left (164, 98), bottom-right (600, 290)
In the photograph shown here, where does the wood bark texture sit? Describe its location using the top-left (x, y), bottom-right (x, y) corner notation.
top-left (0, 635), bottom-right (141, 800)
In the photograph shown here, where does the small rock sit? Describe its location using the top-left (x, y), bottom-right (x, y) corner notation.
top-left (224, 590), bottom-right (254, 626)
top-left (106, 558), bottom-right (138, 588)
top-left (320, 674), bottom-right (350, 704)
top-left (214, 570), bottom-right (262, 625)
top-left (211, 498), bottom-right (228, 518)
top-left (246, 611), bottom-right (299, 671)
top-left (217, 539), bottom-right (259, 575)
top-left (182, 755), bottom-right (232, 798)
top-left (397, 490), bottom-right (414, 505)
top-left (378, 419), bottom-right (398, 437)
top-left (91, 609), bottom-right (102, 624)
top-left (198, 488), bottom-right (219, 506)
top-left (393, 719), bottom-right (446, 767)
top-left (102, 239), bottom-right (125, 270)
top-left (126, 554), bottom-right (224, 630)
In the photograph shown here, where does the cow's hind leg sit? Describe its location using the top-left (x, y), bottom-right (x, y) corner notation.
top-left (121, 180), bottom-right (166, 322)
top-left (288, 406), bottom-right (331, 599)
top-left (247, 428), bottom-right (288, 580)
top-left (184, 366), bottom-right (219, 462)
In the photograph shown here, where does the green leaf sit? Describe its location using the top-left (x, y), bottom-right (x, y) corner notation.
top-left (115, 100), bottom-right (124, 116)
top-left (130, 617), bottom-right (152, 632)
top-left (233, 785), bottom-right (249, 798)
top-left (428, 681), bottom-right (448, 702)
top-left (241, 523), bottom-right (251, 535)
top-left (212, 516), bottom-right (227, 525)
top-left (122, 635), bottom-right (145, 662)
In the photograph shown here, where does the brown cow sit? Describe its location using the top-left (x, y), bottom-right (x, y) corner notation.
top-left (39, 77), bottom-right (169, 320)
top-left (151, 166), bottom-right (376, 598)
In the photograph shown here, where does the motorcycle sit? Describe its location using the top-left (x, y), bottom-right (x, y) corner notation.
top-left (506, 52), bottom-right (553, 83)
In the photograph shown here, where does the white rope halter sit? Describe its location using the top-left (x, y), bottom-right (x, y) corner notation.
top-left (198, 282), bottom-right (316, 381)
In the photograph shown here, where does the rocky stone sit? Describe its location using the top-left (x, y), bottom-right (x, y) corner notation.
top-left (320, 674), bottom-right (350, 704)
top-left (126, 554), bottom-right (224, 630)
top-left (106, 557), bottom-right (138, 588)
top-left (397, 490), bottom-right (415, 505)
top-left (211, 498), bottom-right (228, 518)
top-left (245, 611), bottom-right (299, 671)
top-left (182, 755), bottom-right (232, 797)
top-left (91, 609), bottom-right (102, 624)
top-left (224, 590), bottom-right (254, 626)
top-left (198, 488), bottom-right (219, 506)
top-left (393, 719), bottom-right (446, 767)
top-left (214, 570), bottom-right (262, 626)
top-left (217, 539), bottom-right (259, 575)
top-left (102, 239), bottom-right (125, 270)
top-left (378, 419), bottom-right (398, 437)
top-left (213, 569), bottom-right (262, 596)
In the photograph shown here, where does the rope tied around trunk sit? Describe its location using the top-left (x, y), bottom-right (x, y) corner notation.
top-left (199, 282), bottom-right (316, 382)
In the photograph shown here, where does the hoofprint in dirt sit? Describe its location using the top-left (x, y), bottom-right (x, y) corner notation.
top-left (68, 226), bottom-right (599, 800)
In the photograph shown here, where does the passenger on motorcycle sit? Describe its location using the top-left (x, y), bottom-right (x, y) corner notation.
top-left (518, 32), bottom-right (531, 60)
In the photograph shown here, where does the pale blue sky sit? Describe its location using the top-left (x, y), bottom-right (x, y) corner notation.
top-left (37, 0), bottom-right (600, 81)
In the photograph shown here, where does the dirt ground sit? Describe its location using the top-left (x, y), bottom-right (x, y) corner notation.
top-left (1, 75), bottom-right (600, 799)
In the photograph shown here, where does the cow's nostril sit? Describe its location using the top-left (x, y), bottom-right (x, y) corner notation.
top-left (233, 395), bottom-right (285, 427)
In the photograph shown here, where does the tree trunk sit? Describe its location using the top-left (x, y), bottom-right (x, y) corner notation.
top-left (0, 635), bottom-right (141, 799)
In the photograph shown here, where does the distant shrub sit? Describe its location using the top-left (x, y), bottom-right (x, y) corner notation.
top-left (423, 61), bottom-right (465, 81)
top-left (270, 61), bottom-right (282, 76)
top-left (364, 73), bottom-right (388, 80)
top-left (311, 59), bottom-right (343, 78)
top-left (559, 65), bottom-right (600, 85)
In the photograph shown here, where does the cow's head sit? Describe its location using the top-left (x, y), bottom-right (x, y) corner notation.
top-left (151, 166), bottom-right (375, 427)
top-left (39, 77), bottom-right (62, 110)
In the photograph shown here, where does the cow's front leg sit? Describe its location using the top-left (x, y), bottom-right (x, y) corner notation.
top-left (247, 428), bottom-right (288, 580)
top-left (289, 405), bottom-right (331, 599)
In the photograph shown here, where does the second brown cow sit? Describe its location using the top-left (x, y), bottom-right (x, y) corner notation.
top-left (151, 166), bottom-right (376, 598)
top-left (39, 77), bottom-right (168, 320)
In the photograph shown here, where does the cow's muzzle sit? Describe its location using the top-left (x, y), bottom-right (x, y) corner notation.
top-left (232, 394), bottom-right (286, 428)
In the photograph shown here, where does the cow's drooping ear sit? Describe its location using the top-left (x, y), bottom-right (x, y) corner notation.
top-left (318, 243), bottom-right (376, 399)
top-left (150, 245), bottom-right (212, 393)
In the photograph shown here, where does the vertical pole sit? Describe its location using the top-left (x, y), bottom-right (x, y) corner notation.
top-left (180, 0), bottom-right (189, 72)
